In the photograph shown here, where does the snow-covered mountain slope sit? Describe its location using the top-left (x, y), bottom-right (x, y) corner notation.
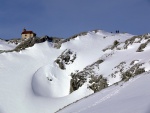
top-left (57, 72), bottom-right (150, 113)
top-left (0, 39), bottom-right (16, 50)
top-left (0, 30), bottom-right (150, 113)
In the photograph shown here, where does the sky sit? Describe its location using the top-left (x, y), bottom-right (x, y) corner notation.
top-left (0, 0), bottom-right (150, 39)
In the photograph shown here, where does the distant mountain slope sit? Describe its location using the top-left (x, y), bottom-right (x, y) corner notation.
top-left (0, 30), bottom-right (150, 113)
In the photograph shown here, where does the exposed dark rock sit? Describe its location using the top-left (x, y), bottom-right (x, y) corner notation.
top-left (58, 62), bottom-right (66, 70)
top-left (134, 68), bottom-right (145, 75)
top-left (136, 39), bottom-right (150, 52)
top-left (89, 75), bottom-right (108, 93)
top-left (70, 72), bottom-right (87, 93)
top-left (124, 35), bottom-right (150, 50)
top-left (121, 63), bottom-right (145, 81)
top-left (69, 57), bottom-right (106, 93)
top-left (130, 60), bottom-right (139, 65)
top-left (55, 49), bottom-right (76, 69)
top-left (103, 40), bottom-right (120, 52)
top-left (0, 36), bottom-right (63, 53)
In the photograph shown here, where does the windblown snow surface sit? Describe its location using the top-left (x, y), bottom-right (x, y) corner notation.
top-left (0, 39), bottom-right (16, 50)
top-left (57, 73), bottom-right (150, 113)
top-left (0, 30), bottom-right (150, 113)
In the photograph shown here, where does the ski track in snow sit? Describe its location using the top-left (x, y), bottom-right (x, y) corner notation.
top-left (71, 76), bottom-right (141, 113)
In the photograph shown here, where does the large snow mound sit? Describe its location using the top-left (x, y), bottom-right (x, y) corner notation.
top-left (32, 63), bottom-right (71, 98)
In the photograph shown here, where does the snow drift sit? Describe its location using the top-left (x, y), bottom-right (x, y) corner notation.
top-left (32, 63), bottom-right (70, 98)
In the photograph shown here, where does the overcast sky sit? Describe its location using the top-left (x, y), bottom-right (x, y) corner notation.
top-left (0, 0), bottom-right (150, 39)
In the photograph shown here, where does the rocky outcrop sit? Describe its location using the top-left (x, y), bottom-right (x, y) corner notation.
top-left (70, 71), bottom-right (108, 93)
top-left (122, 63), bottom-right (145, 81)
top-left (89, 75), bottom-right (108, 93)
top-left (70, 58), bottom-right (107, 93)
top-left (14, 36), bottom-right (54, 51)
top-left (55, 49), bottom-right (76, 70)
top-left (0, 36), bottom-right (63, 53)
top-left (124, 34), bottom-right (150, 50)
top-left (136, 39), bottom-right (150, 52)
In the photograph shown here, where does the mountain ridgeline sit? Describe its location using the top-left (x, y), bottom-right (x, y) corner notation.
top-left (0, 30), bottom-right (150, 113)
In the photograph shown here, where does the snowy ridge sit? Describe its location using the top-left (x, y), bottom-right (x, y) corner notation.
top-left (0, 30), bottom-right (150, 113)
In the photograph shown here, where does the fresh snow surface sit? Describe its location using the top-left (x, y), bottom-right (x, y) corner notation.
top-left (1, 30), bottom-right (150, 113)
top-left (0, 41), bottom-right (93, 113)
top-left (61, 31), bottom-right (133, 75)
top-left (0, 39), bottom-right (16, 50)
top-left (57, 73), bottom-right (150, 113)
top-left (32, 63), bottom-right (71, 98)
